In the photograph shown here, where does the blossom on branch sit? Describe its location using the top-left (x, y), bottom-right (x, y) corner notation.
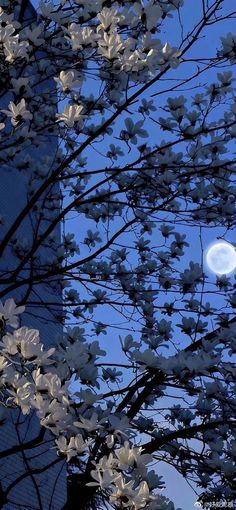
top-left (1, 99), bottom-right (32, 126)
top-left (56, 104), bottom-right (86, 127)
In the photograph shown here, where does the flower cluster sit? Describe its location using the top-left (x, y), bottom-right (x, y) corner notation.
top-left (0, 296), bottom-right (236, 507)
top-left (0, 0), bottom-right (236, 507)
top-left (0, 299), bottom-right (175, 509)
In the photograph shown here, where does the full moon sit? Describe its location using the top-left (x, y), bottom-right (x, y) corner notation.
top-left (206, 242), bottom-right (236, 275)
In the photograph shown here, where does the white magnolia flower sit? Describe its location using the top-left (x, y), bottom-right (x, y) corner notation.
top-left (55, 434), bottom-right (89, 461)
top-left (1, 99), bottom-right (32, 126)
top-left (0, 355), bottom-right (8, 372)
top-left (132, 348), bottom-right (158, 369)
top-left (4, 36), bottom-right (29, 63)
top-left (56, 104), bottom-right (86, 128)
top-left (11, 77), bottom-right (30, 94)
top-left (23, 24), bottom-right (44, 47)
top-left (33, 370), bottom-right (63, 398)
top-left (64, 24), bottom-right (97, 50)
top-left (38, 0), bottom-right (61, 22)
top-left (0, 24), bottom-right (15, 43)
top-left (74, 412), bottom-right (102, 432)
top-left (87, 469), bottom-right (118, 489)
top-left (1, 327), bottom-right (55, 364)
top-left (180, 261), bottom-right (202, 291)
top-left (133, 1), bottom-right (162, 31)
top-left (120, 48), bottom-right (146, 73)
top-left (147, 43), bottom-right (181, 74)
top-left (74, 389), bottom-right (102, 405)
top-left (39, 399), bottom-right (71, 433)
top-left (109, 474), bottom-right (135, 507)
top-left (115, 441), bottom-right (152, 473)
top-left (39, 0), bottom-right (55, 18)
top-left (0, 356), bottom-right (9, 386)
top-left (0, 333), bottom-right (19, 355)
top-left (97, 8), bottom-right (121, 33)
top-left (55, 436), bottom-right (75, 462)
top-left (114, 442), bottom-right (135, 469)
top-left (17, 328), bottom-right (40, 356)
top-left (64, 341), bottom-right (89, 370)
top-left (91, 453), bottom-right (115, 473)
top-left (67, 434), bottom-right (90, 453)
top-left (98, 32), bottom-right (123, 60)
top-left (104, 416), bottom-right (130, 448)
top-left (54, 71), bottom-right (82, 93)
top-left (7, 378), bottom-right (35, 415)
top-left (160, 42), bottom-right (181, 69)
top-left (220, 33), bottom-right (236, 63)
top-left (31, 393), bottom-right (51, 416)
top-left (0, 298), bottom-right (25, 328)
top-left (106, 434), bottom-right (115, 449)
top-left (109, 473), bottom-right (155, 509)
top-left (132, 480), bottom-right (154, 509)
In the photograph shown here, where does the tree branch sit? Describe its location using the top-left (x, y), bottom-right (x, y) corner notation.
top-left (142, 420), bottom-right (236, 454)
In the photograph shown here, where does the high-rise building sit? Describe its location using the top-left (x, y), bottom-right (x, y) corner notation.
top-left (0, 2), bottom-right (66, 508)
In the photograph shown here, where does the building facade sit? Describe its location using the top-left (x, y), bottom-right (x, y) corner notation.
top-left (0, 2), bottom-right (66, 508)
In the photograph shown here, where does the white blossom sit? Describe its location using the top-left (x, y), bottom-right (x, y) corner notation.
top-left (64, 24), bottom-right (97, 50)
top-left (0, 24), bottom-right (15, 43)
top-left (54, 71), bottom-right (82, 93)
top-left (0, 0), bottom-right (235, 505)
top-left (7, 377), bottom-right (35, 415)
top-left (0, 298), bottom-right (25, 328)
top-left (133, 1), bottom-right (162, 32)
top-left (97, 8), bottom-right (121, 33)
top-left (56, 104), bottom-right (86, 127)
top-left (1, 99), bottom-right (32, 126)
top-left (98, 32), bottom-right (123, 60)
top-left (87, 469), bottom-right (119, 489)
top-left (10, 77), bottom-right (30, 94)
top-left (23, 24), bottom-right (44, 47)
top-left (220, 33), bottom-right (236, 63)
top-left (4, 36), bottom-right (29, 62)
top-left (115, 441), bottom-right (152, 473)
top-left (74, 412), bottom-right (102, 432)
top-left (55, 434), bottom-right (89, 461)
